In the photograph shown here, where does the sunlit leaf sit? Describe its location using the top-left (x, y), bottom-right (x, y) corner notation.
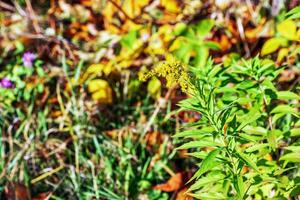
top-left (189, 149), bottom-right (221, 182)
top-left (276, 91), bottom-right (300, 100)
top-left (271, 105), bottom-right (298, 116)
top-left (88, 79), bottom-right (113, 103)
top-left (277, 20), bottom-right (297, 40)
top-left (285, 6), bottom-right (300, 20)
top-left (261, 38), bottom-right (287, 56)
top-left (280, 153), bottom-right (300, 163)
top-left (147, 77), bottom-right (161, 98)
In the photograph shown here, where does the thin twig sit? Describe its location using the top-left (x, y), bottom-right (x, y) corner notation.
top-left (0, 2), bottom-right (16, 12)
top-left (236, 17), bottom-right (251, 58)
top-left (25, 0), bottom-right (42, 33)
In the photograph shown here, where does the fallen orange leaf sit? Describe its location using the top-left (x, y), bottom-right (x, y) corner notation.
top-left (5, 182), bottom-right (31, 200)
top-left (176, 187), bottom-right (194, 200)
top-left (153, 172), bottom-right (184, 192)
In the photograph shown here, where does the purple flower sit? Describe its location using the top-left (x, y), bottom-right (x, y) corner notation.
top-left (22, 52), bottom-right (36, 67)
top-left (0, 78), bottom-right (13, 88)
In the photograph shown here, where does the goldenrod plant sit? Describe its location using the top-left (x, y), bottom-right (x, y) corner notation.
top-left (143, 56), bottom-right (300, 199)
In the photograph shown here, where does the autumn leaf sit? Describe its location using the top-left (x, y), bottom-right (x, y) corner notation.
top-left (5, 182), bottom-right (31, 200)
top-left (32, 192), bottom-right (51, 200)
top-left (161, 0), bottom-right (180, 13)
top-left (153, 172), bottom-right (184, 192)
top-left (176, 187), bottom-right (194, 200)
top-left (88, 79), bottom-right (113, 103)
top-left (277, 20), bottom-right (297, 40)
top-left (261, 38), bottom-right (287, 56)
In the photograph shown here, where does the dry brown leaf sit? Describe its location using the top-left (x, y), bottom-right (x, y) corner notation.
top-left (145, 131), bottom-right (164, 148)
top-left (219, 35), bottom-right (232, 51)
top-left (5, 182), bottom-right (31, 200)
top-left (32, 192), bottom-right (51, 200)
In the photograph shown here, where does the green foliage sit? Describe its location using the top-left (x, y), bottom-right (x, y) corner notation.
top-left (285, 6), bottom-right (300, 20)
top-left (175, 57), bottom-right (300, 199)
top-left (171, 19), bottom-right (220, 67)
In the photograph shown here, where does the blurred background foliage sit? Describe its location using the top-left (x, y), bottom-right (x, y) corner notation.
top-left (0, 0), bottom-right (299, 199)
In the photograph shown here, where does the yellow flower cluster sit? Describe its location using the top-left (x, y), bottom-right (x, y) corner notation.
top-left (139, 57), bottom-right (190, 92)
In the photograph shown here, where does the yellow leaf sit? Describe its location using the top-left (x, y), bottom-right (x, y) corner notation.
top-left (169, 37), bottom-right (182, 52)
top-left (85, 63), bottom-right (112, 78)
top-left (161, 0), bottom-right (180, 13)
top-left (88, 79), bottom-right (113, 104)
top-left (147, 77), bottom-right (161, 98)
top-left (261, 38), bottom-right (287, 56)
top-left (277, 48), bottom-right (289, 63)
top-left (122, 0), bottom-right (150, 18)
top-left (87, 64), bottom-right (103, 74)
top-left (91, 89), bottom-right (112, 103)
top-left (88, 79), bottom-right (109, 93)
top-left (277, 20), bottom-right (297, 40)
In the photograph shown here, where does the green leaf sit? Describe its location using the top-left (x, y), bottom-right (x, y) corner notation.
top-left (267, 130), bottom-right (279, 150)
top-left (147, 77), bottom-right (161, 98)
top-left (233, 174), bottom-right (245, 199)
top-left (238, 109), bottom-right (261, 131)
top-left (285, 6), bottom-right (300, 20)
top-left (284, 146), bottom-right (300, 152)
top-left (189, 149), bottom-right (221, 181)
top-left (186, 151), bottom-right (208, 159)
top-left (173, 127), bottom-right (214, 138)
top-left (195, 19), bottom-right (215, 37)
top-left (276, 91), bottom-right (300, 100)
top-left (243, 126), bottom-right (267, 136)
top-left (188, 192), bottom-right (227, 200)
top-left (271, 105), bottom-right (298, 116)
top-left (204, 41), bottom-right (221, 50)
top-left (290, 128), bottom-right (300, 137)
top-left (176, 140), bottom-right (222, 150)
top-left (174, 42), bottom-right (192, 63)
top-left (193, 46), bottom-right (209, 68)
top-left (235, 148), bottom-right (259, 172)
top-left (280, 153), bottom-right (300, 163)
top-left (245, 143), bottom-right (269, 153)
top-left (120, 30), bottom-right (138, 49)
top-left (188, 171), bottom-right (225, 191)
top-left (178, 97), bottom-right (203, 112)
